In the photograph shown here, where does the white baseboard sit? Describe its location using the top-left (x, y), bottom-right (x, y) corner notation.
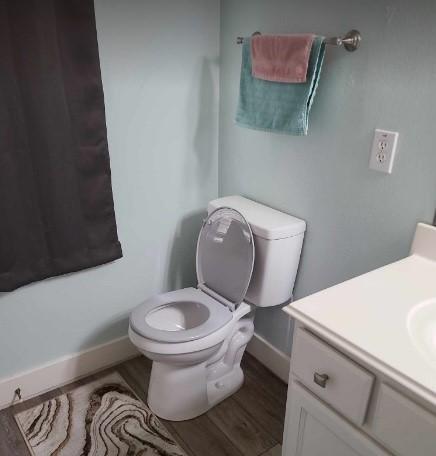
top-left (0, 336), bottom-right (138, 411)
top-left (0, 332), bottom-right (289, 411)
top-left (247, 332), bottom-right (291, 383)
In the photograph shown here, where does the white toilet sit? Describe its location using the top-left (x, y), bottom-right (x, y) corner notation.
top-left (128, 195), bottom-right (306, 421)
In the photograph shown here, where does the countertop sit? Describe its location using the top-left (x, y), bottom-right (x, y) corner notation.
top-left (285, 224), bottom-right (436, 405)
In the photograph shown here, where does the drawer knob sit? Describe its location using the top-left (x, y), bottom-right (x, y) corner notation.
top-left (313, 372), bottom-right (329, 388)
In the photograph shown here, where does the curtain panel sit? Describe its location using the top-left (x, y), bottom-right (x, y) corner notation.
top-left (0, 0), bottom-right (122, 291)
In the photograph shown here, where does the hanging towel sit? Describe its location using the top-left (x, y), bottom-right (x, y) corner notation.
top-left (236, 36), bottom-right (325, 136)
top-left (251, 34), bottom-right (315, 83)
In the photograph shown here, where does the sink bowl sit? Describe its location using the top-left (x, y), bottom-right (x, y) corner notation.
top-left (408, 299), bottom-right (436, 368)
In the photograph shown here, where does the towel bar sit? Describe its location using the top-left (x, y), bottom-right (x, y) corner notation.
top-left (236, 29), bottom-right (361, 52)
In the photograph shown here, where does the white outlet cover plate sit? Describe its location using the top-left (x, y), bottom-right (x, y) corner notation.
top-left (369, 129), bottom-right (399, 174)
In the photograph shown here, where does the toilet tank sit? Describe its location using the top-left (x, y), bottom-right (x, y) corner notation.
top-left (208, 196), bottom-right (306, 307)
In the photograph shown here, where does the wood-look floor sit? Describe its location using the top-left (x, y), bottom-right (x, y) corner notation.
top-left (0, 353), bottom-right (287, 456)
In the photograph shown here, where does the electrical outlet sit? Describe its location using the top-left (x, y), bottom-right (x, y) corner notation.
top-left (369, 129), bottom-right (399, 174)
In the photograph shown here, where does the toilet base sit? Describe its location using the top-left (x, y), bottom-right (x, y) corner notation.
top-left (207, 365), bottom-right (244, 408)
top-left (147, 360), bottom-right (245, 421)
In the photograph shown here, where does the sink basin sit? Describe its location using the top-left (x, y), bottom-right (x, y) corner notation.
top-left (408, 299), bottom-right (436, 368)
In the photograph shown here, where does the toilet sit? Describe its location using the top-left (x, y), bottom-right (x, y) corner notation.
top-left (128, 195), bottom-right (306, 421)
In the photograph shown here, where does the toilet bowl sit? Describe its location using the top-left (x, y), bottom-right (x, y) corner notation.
top-left (129, 288), bottom-right (254, 420)
top-left (129, 196), bottom-right (306, 421)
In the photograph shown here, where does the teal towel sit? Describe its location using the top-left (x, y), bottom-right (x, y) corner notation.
top-left (236, 36), bottom-right (326, 135)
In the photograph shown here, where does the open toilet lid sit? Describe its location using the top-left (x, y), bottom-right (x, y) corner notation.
top-left (196, 207), bottom-right (255, 310)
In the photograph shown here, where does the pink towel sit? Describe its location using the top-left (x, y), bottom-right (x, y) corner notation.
top-left (251, 34), bottom-right (315, 83)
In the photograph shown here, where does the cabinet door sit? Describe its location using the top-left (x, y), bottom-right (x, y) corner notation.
top-left (283, 382), bottom-right (390, 456)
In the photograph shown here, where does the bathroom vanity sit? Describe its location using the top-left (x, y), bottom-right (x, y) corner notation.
top-left (282, 223), bottom-right (436, 456)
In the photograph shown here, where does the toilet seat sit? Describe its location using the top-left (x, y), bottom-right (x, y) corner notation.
top-left (129, 288), bottom-right (232, 343)
top-left (130, 207), bottom-right (255, 346)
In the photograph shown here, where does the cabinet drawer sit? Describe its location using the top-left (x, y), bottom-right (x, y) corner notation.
top-left (372, 384), bottom-right (436, 456)
top-left (291, 328), bottom-right (374, 424)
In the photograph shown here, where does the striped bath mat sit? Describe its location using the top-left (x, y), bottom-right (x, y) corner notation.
top-left (14, 372), bottom-right (186, 456)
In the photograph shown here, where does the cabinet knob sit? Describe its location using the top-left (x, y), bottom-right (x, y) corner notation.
top-left (313, 372), bottom-right (329, 388)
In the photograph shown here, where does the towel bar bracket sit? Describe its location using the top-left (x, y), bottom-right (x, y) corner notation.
top-left (325, 29), bottom-right (361, 52)
top-left (236, 29), bottom-right (362, 52)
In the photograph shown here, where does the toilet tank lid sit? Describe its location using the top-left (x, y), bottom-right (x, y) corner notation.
top-left (208, 196), bottom-right (306, 240)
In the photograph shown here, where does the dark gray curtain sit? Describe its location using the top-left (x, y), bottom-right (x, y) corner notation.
top-left (0, 0), bottom-right (122, 291)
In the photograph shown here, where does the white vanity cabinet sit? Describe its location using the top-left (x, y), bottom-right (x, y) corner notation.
top-left (283, 325), bottom-right (436, 456)
top-left (282, 223), bottom-right (436, 456)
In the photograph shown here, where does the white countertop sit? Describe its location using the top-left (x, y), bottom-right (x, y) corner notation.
top-left (285, 224), bottom-right (436, 405)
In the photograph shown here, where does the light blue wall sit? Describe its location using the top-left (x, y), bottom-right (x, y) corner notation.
top-left (2, 0), bottom-right (436, 380)
top-left (0, 0), bottom-right (220, 379)
top-left (219, 0), bottom-right (436, 353)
